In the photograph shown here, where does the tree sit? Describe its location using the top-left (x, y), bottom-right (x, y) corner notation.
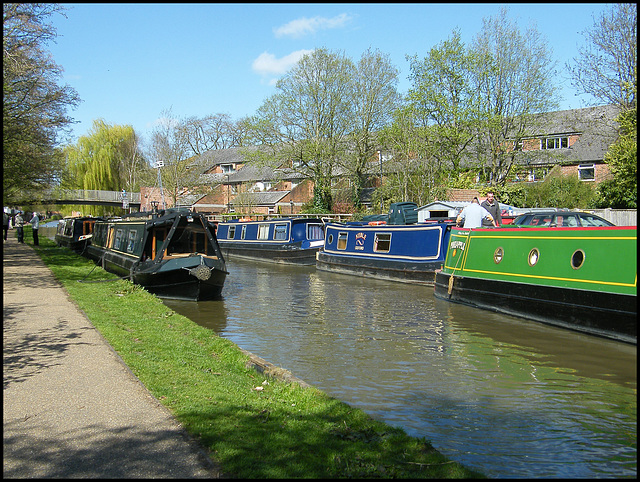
top-left (566, 3), bottom-right (637, 109)
top-left (3, 3), bottom-right (80, 205)
top-left (596, 93), bottom-right (637, 208)
top-left (405, 30), bottom-right (478, 174)
top-left (342, 48), bottom-right (400, 207)
top-left (178, 113), bottom-right (245, 155)
top-left (248, 48), bottom-right (355, 211)
top-left (471, 8), bottom-right (559, 187)
top-left (147, 108), bottom-right (204, 208)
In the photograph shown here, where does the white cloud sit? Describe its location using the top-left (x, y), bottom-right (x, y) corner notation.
top-left (273, 13), bottom-right (353, 38)
top-left (252, 49), bottom-right (314, 76)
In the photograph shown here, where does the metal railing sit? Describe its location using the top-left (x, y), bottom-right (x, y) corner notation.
top-left (42, 189), bottom-right (141, 203)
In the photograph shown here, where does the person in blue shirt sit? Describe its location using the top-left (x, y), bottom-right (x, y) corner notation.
top-left (456, 197), bottom-right (497, 228)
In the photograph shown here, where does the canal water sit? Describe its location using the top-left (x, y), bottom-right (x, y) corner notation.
top-left (163, 257), bottom-right (637, 479)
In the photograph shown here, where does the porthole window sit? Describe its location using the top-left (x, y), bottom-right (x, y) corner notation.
top-left (494, 247), bottom-right (504, 264)
top-left (528, 248), bottom-right (540, 266)
top-left (571, 249), bottom-right (585, 269)
top-left (327, 234), bottom-right (333, 244)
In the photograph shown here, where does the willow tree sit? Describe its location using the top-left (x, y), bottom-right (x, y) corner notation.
top-left (63, 119), bottom-right (144, 214)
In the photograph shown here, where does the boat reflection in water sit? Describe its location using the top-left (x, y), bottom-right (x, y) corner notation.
top-left (163, 258), bottom-right (637, 479)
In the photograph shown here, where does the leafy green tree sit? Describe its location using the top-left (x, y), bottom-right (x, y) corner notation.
top-left (566, 3), bottom-right (636, 109)
top-left (522, 169), bottom-right (597, 208)
top-left (596, 98), bottom-right (637, 208)
top-left (378, 107), bottom-right (447, 209)
top-left (248, 48), bottom-right (355, 211)
top-left (3, 3), bottom-right (80, 205)
top-left (405, 30), bottom-right (478, 174)
top-left (343, 48), bottom-right (400, 207)
top-left (471, 7), bottom-right (559, 187)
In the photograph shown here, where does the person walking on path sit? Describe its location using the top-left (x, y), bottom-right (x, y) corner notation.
top-left (29, 211), bottom-right (40, 246)
top-left (3, 211), bottom-right (8, 241)
top-left (3, 236), bottom-right (223, 478)
top-left (481, 191), bottom-right (502, 227)
top-left (14, 211), bottom-right (24, 243)
top-left (457, 197), bottom-right (497, 228)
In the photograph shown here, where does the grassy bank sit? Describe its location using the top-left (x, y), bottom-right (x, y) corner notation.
top-left (30, 232), bottom-right (484, 478)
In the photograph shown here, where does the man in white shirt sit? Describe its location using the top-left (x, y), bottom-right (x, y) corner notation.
top-left (456, 197), bottom-right (497, 228)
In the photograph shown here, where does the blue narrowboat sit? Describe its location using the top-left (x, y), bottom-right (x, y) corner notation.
top-left (316, 212), bottom-right (454, 284)
top-left (215, 217), bottom-right (325, 265)
top-left (83, 209), bottom-right (228, 301)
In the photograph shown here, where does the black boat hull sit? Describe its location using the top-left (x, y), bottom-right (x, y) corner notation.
top-left (316, 251), bottom-right (440, 284)
top-left (219, 243), bottom-right (319, 265)
top-left (434, 271), bottom-right (636, 344)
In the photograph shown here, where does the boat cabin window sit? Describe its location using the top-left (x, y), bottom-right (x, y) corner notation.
top-left (307, 224), bottom-right (324, 240)
top-left (228, 225), bottom-right (236, 239)
top-left (241, 225), bottom-right (247, 240)
top-left (64, 220), bottom-right (73, 236)
top-left (274, 224), bottom-right (288, 240)
top-left (258, 224), bottom-right (270, 240)
top-left (93, 223), bottom-right (108, 247)
top-left (337, 232), bottom-right (348, 250)
top-left (126, 230), bottom-right (138, 254)
top-left (374, 233), bottom-right (392, 253)
top-left (113, 229), bottom-right (126, 251)
top-left (165, 225), bottom-right (216, 257)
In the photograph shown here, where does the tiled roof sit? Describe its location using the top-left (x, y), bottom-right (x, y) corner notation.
top-left (230, 191), bottom-right (289, 206)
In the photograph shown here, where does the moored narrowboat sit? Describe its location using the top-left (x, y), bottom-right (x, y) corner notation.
top-left (83, 209), bottom-right (228, 301)
top-left (434, 225), bottom-right (637, 344)
top-left (55, 216), bottom-right (102, 253)
top-left (316, 221), bottom-right (454, 285)
top-left (215, 217), bottom-right (325, 265)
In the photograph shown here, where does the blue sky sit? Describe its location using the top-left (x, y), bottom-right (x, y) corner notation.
top-left (48, 3), bottom-right (612, 146)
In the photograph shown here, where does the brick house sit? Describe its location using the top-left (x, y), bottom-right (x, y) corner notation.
top-left (144, 104), bottom-right (621, 214)
top-left (507, 104), bottom-right (620, 183)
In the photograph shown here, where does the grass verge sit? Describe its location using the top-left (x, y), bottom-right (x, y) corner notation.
top-left (31, 233), bottom-right (484, 478)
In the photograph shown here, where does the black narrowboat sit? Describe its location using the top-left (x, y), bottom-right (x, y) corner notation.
top-left (55, 216), bottom-right (102, 253)
top-left (83, 209), bottom-right (228, 301)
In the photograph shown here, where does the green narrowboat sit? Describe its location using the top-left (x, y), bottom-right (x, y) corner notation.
top-left (434, 225), bottom-right (636, 344)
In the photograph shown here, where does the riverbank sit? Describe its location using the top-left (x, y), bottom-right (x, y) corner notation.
top-left (3, 231), bottom-right (484, 478)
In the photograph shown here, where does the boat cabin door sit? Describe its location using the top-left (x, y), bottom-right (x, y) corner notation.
top-left (152, 227), bottom-right (168, 259)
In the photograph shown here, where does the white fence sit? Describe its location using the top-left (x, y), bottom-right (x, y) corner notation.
top-left (587, 209), bottom-right (636, 226)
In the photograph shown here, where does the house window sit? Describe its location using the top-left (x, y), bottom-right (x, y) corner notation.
top-left (578, 163), bottom-right (595, 181)
top-left (513, 139), bottom-right (523, 151)
top-left (258, 224), bottom-right (270, 240)
top-left (540, 137), bottom-right (569, 149)
top-left (221, 164), bottom-right (235, 174)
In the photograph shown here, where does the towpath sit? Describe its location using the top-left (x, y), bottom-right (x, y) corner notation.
top-left (3, 234), bottom-right (224, 478)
